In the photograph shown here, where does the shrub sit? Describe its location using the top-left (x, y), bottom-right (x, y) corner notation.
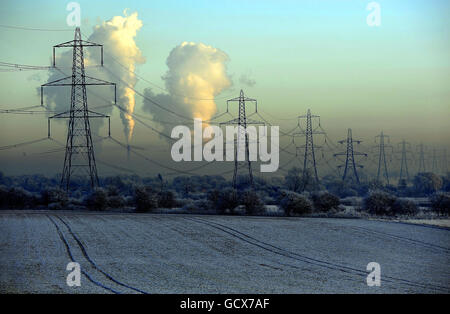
top-left (284, 167), bottom-right (303, 192)
top-left (430, 193), bottom-right (450, 215)
top-left (208, 188), bottom-right (238, 214)
top-left (311, 191), bottom-right (340, 212)
top-left (48, 202), bottom-right (64, 210)
top-left (442, 174), bottom-right (450, 192)
top-left (106, 185), bottom-right (120, 196)
top-left (41, 188), bottom-right (68, 207)
top-left (240, 190), bottom-right (265, 215)
top-left (279, 191), bottom-right (313, 216)
top-left (181, 200), bottom-right (196, 212)
top-left (85, 188), bottom-right (108, 211)
top-left (107, 195), bottom-right (125, 208)
top-left (391, 199), bottom-right (419, 216)
top-left (0, 185), bottom-right (8, 209)
top-left (325, 180), bottom-right (360, 198)
top-left (182, 199), bottom-right (210, 212)
top-left (133, 186), bottom-right (158, 213)
top-left (363, 191), bottom-right (397, 216)
top-left (413, 173), bottom-right (443, 195)
top-left (157, 190), bottom-right (176, 208)
top-left (340, 196), bottom-right (362, 207)
top-left (207, 189), bottom-right (220, 202)
top-left (1, 187), bottom-right (36, 209)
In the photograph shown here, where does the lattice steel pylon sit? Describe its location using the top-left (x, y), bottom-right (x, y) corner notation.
top-left (431, 148), bottom-right (438, 174)
top-left (398, 140), bottom-right (412, 185)
top-left (416, 143), bottom-right (426, 174)
top-left (293, 109), bottom-right (323, 186)
top-left (374, 131), bottom-right (392, 185)
top-left (334, 128), bottom-right (367, 184)
top-left (41, 27), bottom-right (116, 191)
top-left (442, 149), bottom-right (448, 175)
top-left (221, 90), bottom-right (263, 189)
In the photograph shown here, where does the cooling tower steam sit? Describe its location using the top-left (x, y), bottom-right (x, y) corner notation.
top-left (88, 10), bottom-right (145, 143)
top-left (42, 11), bottom-right (144, 144)
top-left (143, 42), bottom-right (231, 138)
top-left (164, 42), bottom-right (231, 122)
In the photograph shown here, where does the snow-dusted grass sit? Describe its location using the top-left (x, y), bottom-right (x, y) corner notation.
top-left (0, 210), bottom-right (449, 294)
top-left (398, 219), bottom-right (450, 228)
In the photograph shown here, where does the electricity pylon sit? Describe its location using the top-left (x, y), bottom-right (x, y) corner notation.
top-left (221, 90), bottom-right (263, 189)
top-left (374, 131), bottom-right (392, 185)
top-left (431, 148), bottom-right (438, 174)
top-left (41, 27), bottom-right (116, 191)
top-left (416, 143), bottom-right (426, 174)
top-left (442, 149), bottom-right (448, 175)
top-left (293, 109), bottom-right (323, 187)
top-left (397, 140), bottom-right (412, 185)
top-left (334, 128), bottom-right (367, 184)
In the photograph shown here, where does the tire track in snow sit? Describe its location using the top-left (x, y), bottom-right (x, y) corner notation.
top-left (185, 216), bottom-right (450, 293)
top-left (48, 215), bottom-right (149, 294)
top-left (347, 225), bottom-right (450, 254)
top-left (47, 215), bottom-right (120, 294)
top-left (161, 215), bottom-right (307, 272)
top-left (127, 215), bottom-right (259, 291)
top-left (54, 215), bottom-right (149, 294)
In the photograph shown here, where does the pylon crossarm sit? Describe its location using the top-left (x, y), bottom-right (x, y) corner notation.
top-left (49, 110), bottom-right (70, 119)
top-left (54, 40), bottom-right (102, 48)
top-left (297, 114), bottom-right (320, 119)
top-left (227, 96), bottom-right (256, 102)
top-left (220, 118), bottom-right (239, 125)
top-left (86, 110), bottom-right (110, 118)
top-left (41, 76), bottom-right (72, 86)
top-left (220, 120), bottom-right (264, 126)
top-left (43, 77), bottom-right (115, 86)
top-left (51, 114), bottom-right (109, 119)
top-left (246, 119), bottom-right (265, 125)
top-left (53, 39), bottom-right (77, 47)
top-left (84, 76), bottom-right (116, 86)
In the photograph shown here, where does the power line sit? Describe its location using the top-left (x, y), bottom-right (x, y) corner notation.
top-left (78, 31), bottom-right (236, 102)
top-left (102, 50), bottom-right (235, 101)
top-left (102, 66), bottom-right (193, 122)
top-left (0, 24), bottom-right (74, 32)
top-left (0, 137), bottom-right (49, 151)
top-left (107, 136), bottom-right (220, 176)
top-left (0, 61), bottom-right (51, 70)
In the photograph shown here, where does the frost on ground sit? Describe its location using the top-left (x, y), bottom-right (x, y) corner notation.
top-left (0, 210), bottom-right (449, 294)
top-left (399, 219), bottom-right (450, 228)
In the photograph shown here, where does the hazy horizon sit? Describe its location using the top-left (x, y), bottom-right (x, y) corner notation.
top-left (1, 0), bottom-right (449, 177)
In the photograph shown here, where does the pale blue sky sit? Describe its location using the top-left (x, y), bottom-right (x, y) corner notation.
top-left (0, 0), bottom-right (449, 175)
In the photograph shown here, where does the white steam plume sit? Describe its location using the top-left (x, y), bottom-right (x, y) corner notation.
top-left (143, 42), bottom-right (231, 135)
top-left (89, 10), bottom-right (145, 143)
top-left (42, 11), bottom-right (144, 144)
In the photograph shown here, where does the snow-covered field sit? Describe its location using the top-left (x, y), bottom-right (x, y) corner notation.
top-left (399, 219), bottom-right (450, 228)
top-left (0, 210), bottom-right (449, 294)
